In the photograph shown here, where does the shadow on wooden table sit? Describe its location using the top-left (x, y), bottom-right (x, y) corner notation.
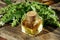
top-left (36, 9), bottom-right (60, 37)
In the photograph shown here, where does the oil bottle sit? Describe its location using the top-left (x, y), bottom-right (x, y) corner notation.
top-left (21, 11), bottom-right (43, 36)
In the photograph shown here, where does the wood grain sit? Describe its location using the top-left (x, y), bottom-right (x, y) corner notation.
top-left (0, 25), bottom-right (60, 40)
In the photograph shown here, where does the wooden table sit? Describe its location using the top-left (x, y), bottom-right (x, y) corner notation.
top-left (0, 25), bottom-right (60, 40)
top-left (0, 1), bottom-right (60, 40)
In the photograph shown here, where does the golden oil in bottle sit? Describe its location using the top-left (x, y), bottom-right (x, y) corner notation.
top-left (21, 11), bottom-right (43, 36)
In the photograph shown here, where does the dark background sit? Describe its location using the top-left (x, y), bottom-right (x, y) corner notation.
top-left (54, 0), bottom-right (60, 3)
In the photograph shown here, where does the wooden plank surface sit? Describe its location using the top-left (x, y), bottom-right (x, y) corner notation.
top-left (0, 25), bottom-right (60, 40)
top-left (51, 2), bottom-right (60, 11)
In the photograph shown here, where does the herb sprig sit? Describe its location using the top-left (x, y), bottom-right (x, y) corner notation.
top-left (0, 2), bottom-right (60, 27)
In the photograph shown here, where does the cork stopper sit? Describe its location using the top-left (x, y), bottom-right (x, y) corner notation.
top-left (26, 11), bottom-right (37, 17)
top-left (26, 11), bottom-right (37, 22)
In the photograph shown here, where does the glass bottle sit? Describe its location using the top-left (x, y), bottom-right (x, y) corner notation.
top-left (21, 11), bottom-right (43, 36)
